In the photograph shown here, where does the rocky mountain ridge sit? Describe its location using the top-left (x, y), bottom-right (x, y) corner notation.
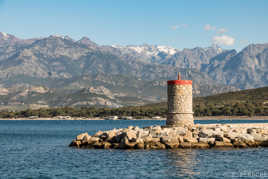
top-left (0, 32), bottom-right (267, 109)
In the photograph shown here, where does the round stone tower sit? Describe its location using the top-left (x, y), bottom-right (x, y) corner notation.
top-left (166, 73), bottom-right (194, 127)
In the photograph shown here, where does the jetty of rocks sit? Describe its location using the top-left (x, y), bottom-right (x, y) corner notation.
top-left (69, 74), bottom-right (268, 149)
top-left (69, 124), bottom-right (268, 149)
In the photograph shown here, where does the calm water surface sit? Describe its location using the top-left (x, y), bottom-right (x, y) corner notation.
top-left (1, 120), bottom-right (268, 179)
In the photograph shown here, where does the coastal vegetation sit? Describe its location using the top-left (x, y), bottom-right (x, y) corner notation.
top-left (0, 86), bottom-right (268, 118)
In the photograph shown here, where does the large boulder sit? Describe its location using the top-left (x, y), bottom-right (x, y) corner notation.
top-left (251, 133), bottom-right (268, 142)
top-left (144, 141), bottom-right (166, 149)
top-left (76, 132), bottom-right (90, 141)
top-left (125, 130), bottom-right (137, 142)
top-left (199, 128), bottom-right (224, 139)
top-left (183, 131), bottom-right (198, 143)
top-left (135, 142), bottom-right (145, 149)
top-left (137, 130), bottom-right (150, 138)
top-left (93, 131), bottom-right (103, 137)
top-left (198, 137), bottom-right (215, 145)
top-left (160, 136), bottom-right (180, 149)
top-left (198, 129), bottom-right (214, 138)
top-left (224, 131), bottom-right (239, 141)
top-left (192, 142), bottom-right (210, 149)
top-left (237, 133), bottom-right (255, 143)
top-left (174, 127), bottom-right (188, 136)
top-left (232, 140), bottom-right (248, 148)
top-left (69, 140), bottom-right (81, 147)
top-left (119, 137), bottom-right (137, 149)
top-left (103, 142), bottom-right (112, 149)
top-left (143, 135), bottom-right (153, 143)
top-left (214, 141), bottom-right (233, 148)
top-left (100, 130), bottom-right (117, 142)
top-left (179, 142), bottom-right (192, 148)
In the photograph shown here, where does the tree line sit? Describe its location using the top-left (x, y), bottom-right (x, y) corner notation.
top-left (0, 101), bottom-right (267, 118)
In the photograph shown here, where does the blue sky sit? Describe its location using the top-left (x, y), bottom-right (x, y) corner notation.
top-left (0, 0), bottom-right (267, 50)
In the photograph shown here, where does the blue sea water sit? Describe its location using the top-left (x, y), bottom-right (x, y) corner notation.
top-left (1, 120), bottom-right (268, 179)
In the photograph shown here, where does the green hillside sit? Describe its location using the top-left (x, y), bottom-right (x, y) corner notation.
top-left (1, 86), bottom-right (268, 118)
top-left (194, 86), bottom-right (268, 116)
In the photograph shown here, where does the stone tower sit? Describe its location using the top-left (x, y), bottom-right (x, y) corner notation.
top-left (166, 73), bottom-right (194, 127)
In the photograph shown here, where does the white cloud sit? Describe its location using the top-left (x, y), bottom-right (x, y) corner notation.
top-left (212, 35), bottom-right (235, 46)
top-left (217, 28), bottom-right (228, 34)
top-left (204, 24), bottom-right (216, 31)
top-left (171, 24), bottom-right (188, 30)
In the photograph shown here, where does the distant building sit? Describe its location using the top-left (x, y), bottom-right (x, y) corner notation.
top-left (104, 116), bottom-right (118, 120)
top-left (152, 116), bottom-right (161, 119)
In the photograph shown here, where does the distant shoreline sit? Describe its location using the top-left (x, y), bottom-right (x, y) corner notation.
top-left (195, 116), bottom-right (268, 120)
top-left (1, 116), bottom-right (268, 120)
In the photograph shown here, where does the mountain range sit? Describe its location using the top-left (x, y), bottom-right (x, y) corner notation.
top-left (0, 32), bottom-right (267, 109)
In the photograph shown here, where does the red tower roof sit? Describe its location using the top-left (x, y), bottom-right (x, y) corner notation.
top-left (167, 80), bottom-right (192, 85)
top-left (167, 73), bottom-right (192, 85)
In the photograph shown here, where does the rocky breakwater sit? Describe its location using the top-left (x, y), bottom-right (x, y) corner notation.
top-left (69, 124), bottom-right (268, 149)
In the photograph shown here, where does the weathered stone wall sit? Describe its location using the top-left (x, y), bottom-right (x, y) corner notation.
top-left (166, 113), bottom-right (194, 127)
top-left (167, 82), bottom-right (194, 127)
top-left (167, 84), bottom-right (193, 113)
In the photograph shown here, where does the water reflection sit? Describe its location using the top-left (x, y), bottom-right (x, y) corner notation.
top-left (165, 149), bottom-right (200, 178)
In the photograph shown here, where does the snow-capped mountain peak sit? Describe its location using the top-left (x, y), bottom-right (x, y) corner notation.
top-left (0, 32), bottom-right (8, 37)
top-left (0, 32), bottom-right (10, 39)
top-left (156, 45), bottom-right (177, 55)
top-left (49, 34), bottom-right (73, 41)
top-left (112, 44), bottom-right (178, 56)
